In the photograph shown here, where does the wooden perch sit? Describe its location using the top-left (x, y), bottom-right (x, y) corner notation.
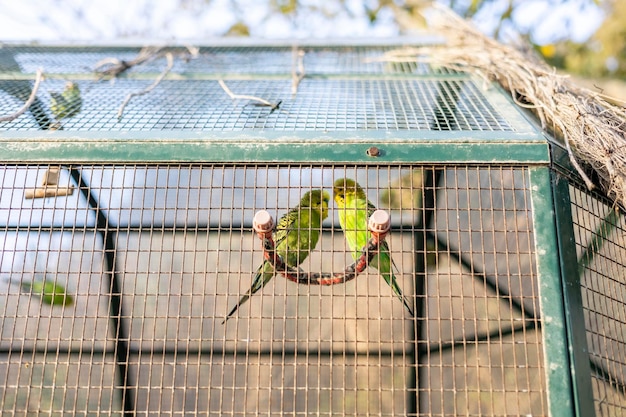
top-left (24, 167), bottom-right (74, 199)
top-left (252, 209), bottom-right (391, 286)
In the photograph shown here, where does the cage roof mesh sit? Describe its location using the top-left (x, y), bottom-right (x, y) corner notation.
top-left (0, 45), bottom-right (519, 133)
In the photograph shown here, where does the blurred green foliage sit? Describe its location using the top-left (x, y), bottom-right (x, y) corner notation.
top-left (252, 0), bottom-right (619, 78)
top-left (541, 1), bottom-right (625, 77)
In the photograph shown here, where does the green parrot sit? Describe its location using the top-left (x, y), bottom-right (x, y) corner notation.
top-left (223, 189), bottom-right (330, 323)
top-left (50, 82), bottom-right (82, 119)
top-left (21, 277), bottom-right (74, 307)
top-left (333, 178), bottom-right (414, 316)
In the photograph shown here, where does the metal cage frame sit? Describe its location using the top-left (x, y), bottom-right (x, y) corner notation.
top-left (0, 40), bottom-right (624, 417)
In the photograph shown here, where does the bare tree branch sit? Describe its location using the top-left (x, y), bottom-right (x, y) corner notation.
top-left (94, 45), bottom-right (198, 80)
top-left (117, 52), bottom-right (174, 120)
top-left (94, 46), bottom-right (163, 79)
top-left (291, 46), bottom-right (305, 97)
top-left (0, 69), bottom-right (44, 123)
top-left (218, 79), bottom-right (281, 110)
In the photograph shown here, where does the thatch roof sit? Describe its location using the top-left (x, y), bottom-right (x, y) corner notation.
top-left (375, 5), bottom-right (626, 212)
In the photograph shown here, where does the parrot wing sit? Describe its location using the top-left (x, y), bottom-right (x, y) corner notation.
top-left (222, 206), bottom-right (301, 324)
top-left (353, 195), bottom-right (412, 315)
top-left (340, 195), bottom-right (372, 260)
top-left (223, 190), bottom-right (327, 324)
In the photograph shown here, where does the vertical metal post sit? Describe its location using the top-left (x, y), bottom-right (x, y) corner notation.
top-left (551, 174), bottom-right (596, 417)
top-left (70, 168), bottom-right (136, 417)
top-left (529, 166), bottom-right (581, 417)
top-left (410, 168), bottom-right (443, 415)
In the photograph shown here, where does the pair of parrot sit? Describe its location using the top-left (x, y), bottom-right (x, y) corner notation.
top-left (223, 178), bottom-right (414, 323)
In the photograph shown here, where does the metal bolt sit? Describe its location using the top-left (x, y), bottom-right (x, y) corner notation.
top-left (367, 146), bottom-right (380, 157)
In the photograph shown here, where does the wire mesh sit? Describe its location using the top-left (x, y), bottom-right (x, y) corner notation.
top-left (0, 163), bottom-right (545, 416)
top-left (569, 184), bottom-right (626, 416)
top-left (0, 45), bottom-right (513, 132)
top-left (0, 78), bottom-right (512, 132)
top-left (1, 45), bottom-right (453, 75)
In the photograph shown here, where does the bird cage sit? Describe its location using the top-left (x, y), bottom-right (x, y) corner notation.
top-left (0, 40), bottom-right (624, 417)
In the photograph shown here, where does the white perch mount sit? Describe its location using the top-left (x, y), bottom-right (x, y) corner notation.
top-left (368, 209), bottom-right (391, 237)
top-left (253, 210), bottom-right (274, 237)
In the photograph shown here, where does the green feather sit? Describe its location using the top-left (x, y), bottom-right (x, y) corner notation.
top-left (223, 189), bottom-right (330, 323)
top-left (21, 278), bottom-right (74, 307)
top-left (333, 178), bottom-right (414, 317)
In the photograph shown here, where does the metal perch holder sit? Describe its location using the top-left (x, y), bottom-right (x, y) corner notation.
top-left (252, 209), bottom-right (391, 285)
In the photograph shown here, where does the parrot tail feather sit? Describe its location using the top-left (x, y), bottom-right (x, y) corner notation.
top-left (222, 294), bottom-right (251, 324)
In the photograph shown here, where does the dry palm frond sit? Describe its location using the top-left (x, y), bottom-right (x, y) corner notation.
top-left (372, 4), bottom-right (626, 211)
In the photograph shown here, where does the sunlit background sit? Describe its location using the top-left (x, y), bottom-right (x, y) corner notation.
top-left (1, 1), bottom-right (625, 416)
top-left (3, 0), bottom-right (623, 98)
top-left (0, 0), bottom-right (605, 42)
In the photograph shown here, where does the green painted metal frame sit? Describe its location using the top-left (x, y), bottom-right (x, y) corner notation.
top-left (552, 174), bottom-right (596, 417)
top-left (530, 167), bottom-right (596, 417)
top-left (0, 137), bottom-right (548, 164)
top-left (530, 167), bottom-right (575, 417)
top-left (0, 42), bottom-right (594, 415)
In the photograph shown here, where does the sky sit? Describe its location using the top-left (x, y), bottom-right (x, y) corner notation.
top-left (0, 0), bottom-right (397, 40)
top-left (0, 0), bottom-right (606, 44)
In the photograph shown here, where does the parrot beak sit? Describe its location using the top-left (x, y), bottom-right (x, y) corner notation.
top-left (321, 201), bottom-right (329, 219)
